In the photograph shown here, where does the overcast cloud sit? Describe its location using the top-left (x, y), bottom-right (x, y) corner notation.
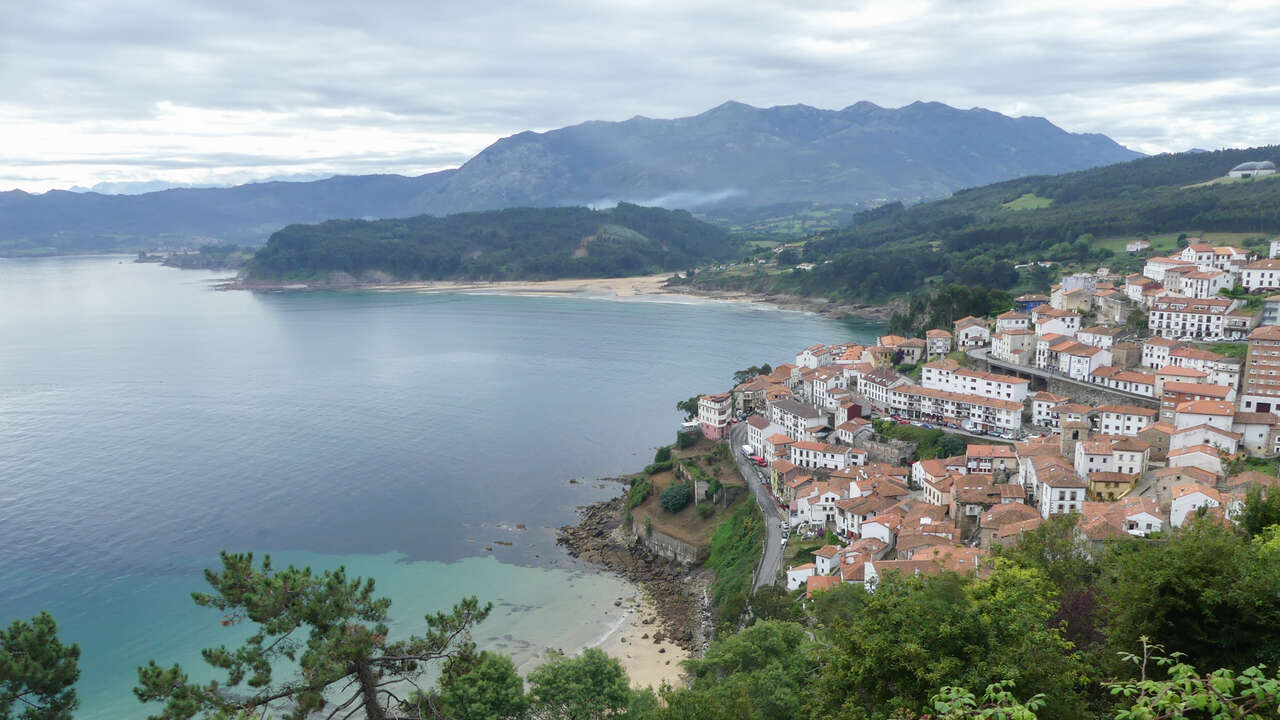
top-left (2, 0), bottom-right (1278, 192)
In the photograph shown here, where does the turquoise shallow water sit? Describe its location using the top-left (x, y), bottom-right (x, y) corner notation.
top-left (0, 256), bottom-right (879, 718)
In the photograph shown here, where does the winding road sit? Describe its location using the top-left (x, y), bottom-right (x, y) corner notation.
top-left (728, 422), bottom-right (785, 592)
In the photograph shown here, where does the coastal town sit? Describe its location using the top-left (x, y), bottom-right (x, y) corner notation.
top-left (693, 236), bottom-right (1280, 597)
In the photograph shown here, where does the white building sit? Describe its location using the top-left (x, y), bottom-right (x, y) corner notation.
top-left (1038, 462), bottom-right (1087, 518)
top-left (1180, 269), bottom-right (1233, 299)
top-left (920, 360), bottom-right (1030, 403)
top-left (1031, 392), bottom-right (1071, 427)
top-left (789, 441), bottom-right (866, 470)
top-left (1096, 405), bottom-right (1158, 436)
top-left (995, 311), bottom-right (1030, 332)
top-left (1032, 307), bottom-right (1082, 336)
top-left (796, 344), bottom-right (835, 369)
top-left (1143, 256), bottom-right (1194, 283)
top-left (1076, 325), bottom-right (1124, 350)
top-left (698, 393), bottom-right (733, 440)
top-left (769, 398), bottom-right (828, 440)
top-left (1240, 259), bottom-right (1280, 292)
top-left (991, 329), bottom-right (1036, 365)
top-left (1142, 336), bottom-right (1181, 369)
top-left (1148, 296), bottom-right (1239, 340)
top-left (954, 317), bottom-right (990, 348)
top-left (925, 329), bottom-right (953, 357)
top-left (1170, 484), bottom-right (1225, 527)
top-left (858, 369), bottom-right (910, 413)
top-left (1173, 399), bottom-right (1236, 431)
top-left (1228, 161), bottom-right (1277, 179)
top-left (1090, 367), bottom-right (1157, 397)
top-left (890, 386), bottom-right (1023, 435)
top-left (1168, 347), bottom-right (1241, 388)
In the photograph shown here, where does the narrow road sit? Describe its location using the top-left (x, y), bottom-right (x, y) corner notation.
top-left (728, 423), bottom-right (784, 592)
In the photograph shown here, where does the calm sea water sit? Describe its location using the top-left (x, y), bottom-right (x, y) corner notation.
top-left (0, 255), bottom-right (879, 718)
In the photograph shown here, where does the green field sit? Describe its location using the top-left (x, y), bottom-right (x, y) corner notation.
top-left (1092, 231), bottom-right (1268, 256)
top-left (1001, 193), bottom-right (1054, 211)
top-left (1091, 233), bottom-right (1182, 254)
top-left (1184, 173), bottom-right (1280, 189)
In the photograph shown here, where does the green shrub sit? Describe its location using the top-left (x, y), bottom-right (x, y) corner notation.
top-left (643, 460), bottom-right (674, 476)
top-left (676, 430), bottom-right (697, 449)
top-left (697, 504), bottom-right (715, 519)
top-left (660, 483), bottom-right (693, 513)
top-left (654, 446), bottom-right (672, 463)
top-left (626, 478), bottom-right (651, 510)
top-left (706, 501), bottom-right (763, 625)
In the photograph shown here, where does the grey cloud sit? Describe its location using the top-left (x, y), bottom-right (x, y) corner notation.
top-left (2, 0), bottom-right (1280, 189)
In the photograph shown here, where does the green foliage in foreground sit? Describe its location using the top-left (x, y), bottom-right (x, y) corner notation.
top-left (526, 648), bottom-right (633, 720)
top-left (705, 499), bottom-right (763, 626)
top-left (434, 651), bottom-right (527, 720)
top-left (0, 612), bottom-right (80, 720)
top-left (932, 643), bottom-right (1280, 720)
top-left (10, 502), bottom-right (1280, 720)
top-left (247, 203), bottom-right (740, 282)
top-left (133, 551), bottom-right (492, 720)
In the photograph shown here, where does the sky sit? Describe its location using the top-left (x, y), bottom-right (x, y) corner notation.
top-left (2, 0), bottom-right (1278, 193)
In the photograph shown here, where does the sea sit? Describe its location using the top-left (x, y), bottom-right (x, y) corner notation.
top-left (0, 255), bottom-right (880, 718)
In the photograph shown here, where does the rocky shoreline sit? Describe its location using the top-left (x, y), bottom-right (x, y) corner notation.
top-left (557, 496), bottom-right (711, 655)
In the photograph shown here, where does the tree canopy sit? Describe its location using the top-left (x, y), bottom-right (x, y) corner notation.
top-left (133, 551), bottom-right (491, 720)
top-left (247, 204), bottom-right (739, 283)
top-left (0, 612), bottom-right (80, 720)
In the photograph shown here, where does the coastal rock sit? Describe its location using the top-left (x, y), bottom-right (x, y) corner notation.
top-left (557, 497), bottom-right (706, 654)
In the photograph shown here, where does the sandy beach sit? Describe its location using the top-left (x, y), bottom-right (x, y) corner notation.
top-left (365, 273), bottom-right (681, 298)
top-left (596, 592), bottom-right (690, 690)
top-left (231, 271), bottom-right (896, 320)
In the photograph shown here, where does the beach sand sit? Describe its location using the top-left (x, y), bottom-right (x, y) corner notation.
top-left (365, 273), bottom-right (684, 299)
top-left (596, 593), bottom-right (690, 691)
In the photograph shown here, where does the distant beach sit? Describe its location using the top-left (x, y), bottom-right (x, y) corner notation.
top-left (231, 272), bottom-right (895, 320)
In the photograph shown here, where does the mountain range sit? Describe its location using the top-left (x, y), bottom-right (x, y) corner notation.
top-left (0, 101), bottom-right (1142, 255)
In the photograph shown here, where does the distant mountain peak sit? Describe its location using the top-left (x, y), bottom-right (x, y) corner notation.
top-left (0, 99), bottom-right (1144, 254)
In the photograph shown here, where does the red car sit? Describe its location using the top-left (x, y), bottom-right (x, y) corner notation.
top-left (749, 455), bottom-right (767, 467)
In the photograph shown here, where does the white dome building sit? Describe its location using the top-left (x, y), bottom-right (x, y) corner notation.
top-left (1228, 160), bottom-right (1277, 178)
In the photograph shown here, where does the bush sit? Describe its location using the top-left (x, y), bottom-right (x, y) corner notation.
top-left (707, 501), bottom-right (764, 626)
top-left (654, 446), bottom-right (672, 463)
top-left (643, 460), bottom-right (673, 476)
top-left (697, 504), bottom-right (715, 519)
top-left (660, 483), bottom-right (693, 513)
top-left (626, 478), bottom-right (651, 510)
top-left (676, 430), bottom-right (697, 449)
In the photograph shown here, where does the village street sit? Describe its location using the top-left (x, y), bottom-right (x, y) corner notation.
top-left (729, 422), bottom-right (785, 592)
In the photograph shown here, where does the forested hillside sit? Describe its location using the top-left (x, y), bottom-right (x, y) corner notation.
top-left (684, 146), bottom-right (1280, 302)
top-left (245, 203), bottom-right (738, 282)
